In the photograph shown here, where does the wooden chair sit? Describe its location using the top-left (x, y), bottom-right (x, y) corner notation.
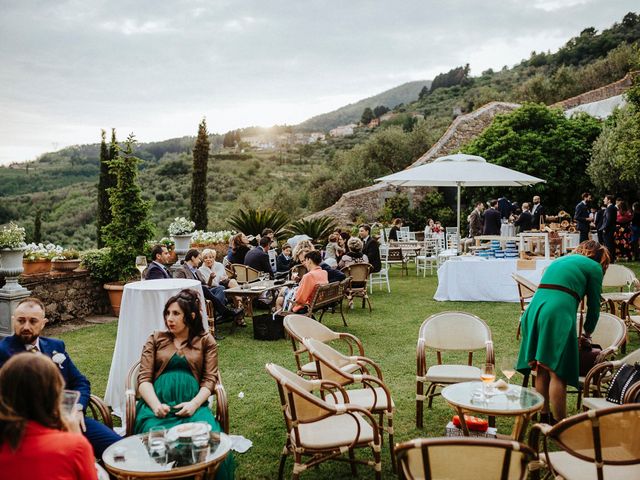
top-left (303, 337), bottom-right (396, 471)
top-left (283, 313), bottom-right (364, 378)
top-left (86, 395), bottom-right (115, 430)
top-left (396, 437), bottom-right (536, 480)
top-left (602, 264), bottom-right (637, 292)
top-left (511, 273), bottom-right (539, 339)
top-left (341, 263), bottom-right (372, 312)
top-left (124, 361), bottom-right (229, 436)
top-left (624, 291), bottom-right (640, 342)
top-left (416, 311), bottom-right (494, 428)
top-left (231, 263), bottom-right (260, 284)
top-left (529, 404), bottom-right (640, 479)
top-left (581, 347), bottom-right (640, 411)
top-left (265, 363), bottom-right (382, 480)
top-left (386, 247), bottom-right (408, 276)
top-left (305, 279), bottom-right (349, 327)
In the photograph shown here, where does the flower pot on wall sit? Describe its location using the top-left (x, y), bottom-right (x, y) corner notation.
top-left (51, 259), bottom-right (82, 272)
top-left (171, 234), bottom-right (193, 253)
top-left (103, 282), bottom-right (125, 316)
top-left (22, 259), bottom-right (52, 275)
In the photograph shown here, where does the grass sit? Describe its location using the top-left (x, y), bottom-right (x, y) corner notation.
top-left (58, 262), bottom-right (640, 479)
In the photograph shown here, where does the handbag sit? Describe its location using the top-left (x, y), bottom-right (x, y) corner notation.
top-left (577, 308), bottom-right (602, 377)
top-left (606, 363), bottom-right (640, 404)
top-left (253, 313), bottom-right (284, 341)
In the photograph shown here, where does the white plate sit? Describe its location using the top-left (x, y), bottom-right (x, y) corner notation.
top-left (250, 286), bottom-right (264, 291)
top-left (166, 422), bottom-right (211, 442)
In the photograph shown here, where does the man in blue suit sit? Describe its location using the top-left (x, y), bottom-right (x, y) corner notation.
top-left (0, 297), bottom-right (121, 458)
top-left (146, 244), bottom-right (173, 279)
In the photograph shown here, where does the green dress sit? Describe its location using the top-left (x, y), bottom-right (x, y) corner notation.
top-left (516, 254), bottom-right (603, 388)
top-left (134, 354), bottom-right (235, 479)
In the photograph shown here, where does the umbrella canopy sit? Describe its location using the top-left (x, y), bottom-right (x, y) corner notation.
top-left (375, 153), bottom-right (546, 237)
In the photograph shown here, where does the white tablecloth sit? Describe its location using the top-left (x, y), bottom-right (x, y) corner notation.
top-left (104, 279), bottom-right (206, 417)
top-left (500, 223), bottom-right (516, 237)
top-left (434, 257), bottom-right (553, 302)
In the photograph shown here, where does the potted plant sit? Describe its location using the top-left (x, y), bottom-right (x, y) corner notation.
top-left (190, 230), bottom-right (235, 260)
top-left (22, 242), bottom-right (62, 275)
top-left (0, 222), bottom-right (27, 292)
top-left (51, 249), bottom-right (82, 272)
top-left (168, 217), bottom-right (196, 253)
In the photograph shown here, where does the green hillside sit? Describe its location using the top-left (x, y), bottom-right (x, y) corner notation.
top-left (1, 12), bottom-right (639, 249)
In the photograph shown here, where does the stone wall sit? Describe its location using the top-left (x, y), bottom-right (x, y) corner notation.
top-left (551, 71), bottom-right (638, 110)
top-left (14, 270), bottom-right (110, 323)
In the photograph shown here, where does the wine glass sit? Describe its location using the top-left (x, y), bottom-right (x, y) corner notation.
top-left (135, 256), bottom-right (148, 281)
top-left (480, 363), bottom-right (496, 401)
top-left (501, 358), bottom-right (516, 387)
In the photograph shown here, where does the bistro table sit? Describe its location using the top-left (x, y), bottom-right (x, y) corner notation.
top-left (103, 431), bottom-right (231, 480)
top-left (441, 381), bottom-right (544, 441)
top-left (104, 279), bottom-right (207, 417)
top-left (224, 279), bottom-right (294, 320)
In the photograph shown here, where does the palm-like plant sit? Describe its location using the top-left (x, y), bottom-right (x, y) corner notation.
top-left (228, 209), bottom-right (290, 238)
top-left (286, 217), bottom-right (338, 243)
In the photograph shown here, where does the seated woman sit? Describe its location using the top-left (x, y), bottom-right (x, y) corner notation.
top-left (134, 289), bottom-right (234, 479)
top-left (0, 354), bottom-right (99, 480)
top-left (199, 249), bottom-right (239, 290)
top-left (227, 233), bottom-right (251, 265)
top-left (290, 251), bottom-right (328, 314)
top-left (338, 237), bottom-right (369, 270)
top-left (388, 218), bottom-right (402, 242)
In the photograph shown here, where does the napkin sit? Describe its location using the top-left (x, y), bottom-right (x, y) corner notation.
top-left (230, 434), bottom-right (253, 453)
top-left (492, 379), bottom-right (509, 390)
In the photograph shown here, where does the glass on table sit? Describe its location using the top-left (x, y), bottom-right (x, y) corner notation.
top-left (135, 256), bottom-right (148, 281)
top-left (191, 422), bottom-right (211, 463)
top-left (148, 426), bottom-right (168, 465)
top-left (480, 363), bottom-right (496, 400)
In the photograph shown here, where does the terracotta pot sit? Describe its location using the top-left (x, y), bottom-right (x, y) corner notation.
top-left (104, 282), bottom-right (125, 316)
top-left (22, 259), bottom-right (52, 275)
top-left (51, 259), bottom-right (81, 272)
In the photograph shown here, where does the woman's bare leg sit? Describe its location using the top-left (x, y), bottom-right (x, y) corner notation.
top-left (534, 366), bottom-right (551, 414)
top-left (548, 370), bottom-right (567, 420)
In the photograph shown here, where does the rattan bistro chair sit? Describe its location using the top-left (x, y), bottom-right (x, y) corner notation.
top-left (231, 263), bottom-right (261, 284)
top-left (124, 361), bottom-right (229, 437)
top-left (529, 404), bottom-right (640, 479)
top-left (416, 312), bottom-right (494, 428)
top-left (396, 437), bottom-right (536, 480)
top-left (511, 273), bottom-right (539, 340)
top-left (602, 264), bottom-right (637, 292)
top-left (341, 263), bottom-right (372, 312)
top-left (283, 314), bottom-right (365, 378)
top-left (302, 338), bottom-right (396, 470)
top-left (624, 291), bottom-right (640, 342)
top-left (582, 347), bottom-right (640, 411)
top-left (265, 363), bottom-right (382, 480)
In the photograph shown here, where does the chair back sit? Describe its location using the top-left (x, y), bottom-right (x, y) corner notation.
top-left (284, 314), bottom-right (340, 344)
top-left (603, 264), bottom-right (637, 290)
top-left (577, 312), bottom-right (626, 352)
top-left (125, 361), bottom-right (141, 398)
top-left (387, 248), bottom-right (404, 262)
top-left (310, 281), bottom-right (344, 311)
top-left (395, 437), bottom-right (535, 480)
top-left (341, 263), bottom-right (372, 284)
top-left (303, 337), bottom-right (357, 386)
top-left (621, 347), bottom-right (640, 365)
top-left (419, 311), bottom-right (492, 352)
top-left (290, 263), bottom-right (308, 280)
top-left (511, 273), bottom-right (538, 313)
top-left (232, 263), bottom-right (261, 283)
top-left (544, 404), bottom-right (640, 476)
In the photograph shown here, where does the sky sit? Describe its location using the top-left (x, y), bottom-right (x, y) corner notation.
top-left (0, 0), bottom-right (636, 165)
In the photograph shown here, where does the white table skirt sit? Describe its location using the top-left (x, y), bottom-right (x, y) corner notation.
top-left (104, 279), bottom-right (206, 417)
top-left (434, 257), bottom-right (552, 302)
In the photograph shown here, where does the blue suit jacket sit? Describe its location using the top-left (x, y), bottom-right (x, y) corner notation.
top-left (146, 261), bottom-right (172, 280)
top-left (0, 335), bottom-right (92, 410)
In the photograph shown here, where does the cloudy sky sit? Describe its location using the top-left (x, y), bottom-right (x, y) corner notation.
top-left (0, 0), bottom-right (636, 164)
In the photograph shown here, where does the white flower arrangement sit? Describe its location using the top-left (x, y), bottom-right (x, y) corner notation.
top-left (23, 242), bottom-right (64, 261)
top-left (168, 217), bottom-right (196, 236)
top-left (0, 222), bottom-right (26, 249)
top-left (192, 230), bottom-right (236, 244)
top-left (52, 351), bottom-right (66, 369)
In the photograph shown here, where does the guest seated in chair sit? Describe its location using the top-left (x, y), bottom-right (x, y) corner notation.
top-left (290, 251), bottom-right (328, 314)
top-left (338, 237), bottom-right (369, 270)
top-left (0, 297), bottom-right (121, 458)
top-left (199, 249), bottom-right (239, 290)
top-left (0, 354), bottom-right (99, 479)
top-left (134, 290), bottom-right (235, 479)
top-left (244, 236), bottom-right (273, 278)
top-left (227, 233), bottom-right (251, 265)
top-left (276, 243), bottom-right (293, 273)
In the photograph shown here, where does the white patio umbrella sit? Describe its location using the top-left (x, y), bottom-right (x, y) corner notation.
top-left (375, 153), bottom-right (546, 236)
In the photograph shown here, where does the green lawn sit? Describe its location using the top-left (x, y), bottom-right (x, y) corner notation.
top-left (58, 262), bottom-right (640, 479)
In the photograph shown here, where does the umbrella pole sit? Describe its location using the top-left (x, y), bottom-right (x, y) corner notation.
top-left (456, 183), bottom-right (461, 248)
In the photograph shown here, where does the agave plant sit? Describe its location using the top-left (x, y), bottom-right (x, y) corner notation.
top-left (286, 217), bottom-right (338, 243)
top-left (227, 209), bottom-right (290, 238)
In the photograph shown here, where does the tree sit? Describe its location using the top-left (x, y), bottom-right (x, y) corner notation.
top-left (464, 103), bottom-right (601, 212)
top-left (33, 209), bottom-right (42, 243)
top-left (103, 134), bottom-right (154, 282)
top-left (190, 118), bottom-right (209, 230)
top-left (373, 105), bottom-right (390, 118)
top-left (360, 107), bottom-right (374, 125)
top-left (418, 85), bottom-right (429, 100)
top-left (96, 129), bottom-right (117, 247)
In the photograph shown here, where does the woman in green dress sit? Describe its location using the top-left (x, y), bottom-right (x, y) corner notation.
top-left (516, 240), bottom-right (610, 423)
top-left (134, 289), bottom-right (235, 479)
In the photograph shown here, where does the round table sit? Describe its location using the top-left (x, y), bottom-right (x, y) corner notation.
top-left (103, 431), bottom-right (231, 479)
top-left (441, 381), bottom-right (544, 441)
top-left (104, 279), bottom-right (206, 417)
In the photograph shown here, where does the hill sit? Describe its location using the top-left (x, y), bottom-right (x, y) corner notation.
top-left (296, 80), bottom-right (431, 132)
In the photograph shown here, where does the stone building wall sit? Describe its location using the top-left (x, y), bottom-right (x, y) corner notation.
top-left (551, 71), bottom-right (638, 110)
top-left (16, 271), bottom-right (110, 323)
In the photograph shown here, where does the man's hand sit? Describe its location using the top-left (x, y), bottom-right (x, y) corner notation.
top-left (173, 401), bottom-right (197, 417)
top-left (153, 403), bottom-right (171, 418)
top-left (65, 408), bottom-right (86, 433)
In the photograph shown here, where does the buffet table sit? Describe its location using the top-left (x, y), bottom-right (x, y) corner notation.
top-left (434, 257), bottom-right (553, 302)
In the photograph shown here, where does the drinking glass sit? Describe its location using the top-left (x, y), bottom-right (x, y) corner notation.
top-left (191, 424), bottom-right (210, 463)
top-left (61, 389), bottom-right (80, 415)
top-left (480, 363), bottom-right (496, 401)
top-left (148, 427), bottom-right (168, 465)
top-left (501, 358), bottom-right (516, 388)
top-left (135, 256), bottom-right (148, 281)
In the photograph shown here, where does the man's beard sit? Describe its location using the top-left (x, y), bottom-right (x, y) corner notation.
top-left (18, 332), bottom-right (38, 344)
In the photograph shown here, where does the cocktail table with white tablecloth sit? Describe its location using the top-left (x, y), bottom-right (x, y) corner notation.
top-left (104, 279), bottom-right (207, 417)
top-left (434, 257), bottom-right (553, 302)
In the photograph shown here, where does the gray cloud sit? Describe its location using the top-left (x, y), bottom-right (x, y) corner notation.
top-left (0, 0), bottom-right (636, 163)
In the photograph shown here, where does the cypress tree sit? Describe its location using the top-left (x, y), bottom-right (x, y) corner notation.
top-left (96, 129), bottom-right (117, 247)
top-left (190, 118), bottom-right (209, 230)
top-left (33, 209), bottom-right (42, 243)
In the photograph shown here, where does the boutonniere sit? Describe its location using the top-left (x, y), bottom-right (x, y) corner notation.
top-left (51, 351), bottom-right (66, 369)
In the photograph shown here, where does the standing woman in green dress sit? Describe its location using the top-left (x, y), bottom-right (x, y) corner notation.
top-left (516, 240), bottom-right (610, 423)
top-left (134, 289), bottom-right (235, 478)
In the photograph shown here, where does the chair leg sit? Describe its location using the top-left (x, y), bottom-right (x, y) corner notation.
top-left (427, 384), bottom-right (437, 409)
top-left (416, 380), bottom-right (424, 429)
top-left (372, 441), bottom-right (382, 480)
top-left (348, 448), bottom-right (357, 476)
top-left (388, 412), bottom-right (396, 473)
top-left (278, 445), bottom-right (288, 480)
top-left (366, 296), bottom-right (372, 313)
top-left (292, 451), bottom-right (302, 480)
top-left (339, 302), bottom-right (348, 327)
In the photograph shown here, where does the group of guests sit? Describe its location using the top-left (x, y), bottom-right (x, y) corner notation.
top-left (575, 192), bottom-right (640, 263)
top-left (0, 293), bottom-right (235, 479)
